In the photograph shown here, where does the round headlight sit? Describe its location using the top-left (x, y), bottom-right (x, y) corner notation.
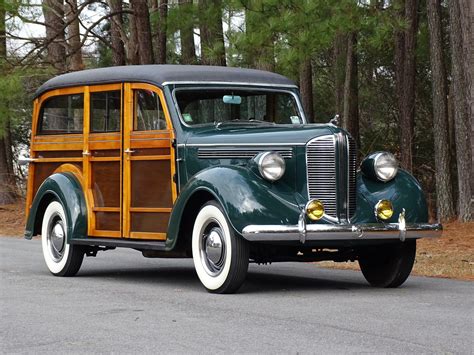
top-left (256, 151), bottom-right (286, 181)
top-left (374, 152), bottom-right (398, 182)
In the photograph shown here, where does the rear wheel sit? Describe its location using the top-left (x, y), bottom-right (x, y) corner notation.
top-left (41, 200), bottom-right (84, 276)
top-left (192, 201), bottom-right (249, 293)
top-left (358, 240), bottom-right (416, 288)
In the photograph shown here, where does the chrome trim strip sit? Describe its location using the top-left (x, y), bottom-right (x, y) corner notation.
top-left (241, 223), bottom-right (443, 242)
top-left (163, 81), bottom-right (299, 88)
top-left (198, 148), bottom-right (293, 159)
top-left (185, 142), bottom-right (305, 147)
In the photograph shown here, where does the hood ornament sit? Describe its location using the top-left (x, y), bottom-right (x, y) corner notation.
top-left (329, 114), bottom-right (340, 126)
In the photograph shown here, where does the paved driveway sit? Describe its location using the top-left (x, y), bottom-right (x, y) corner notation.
top-left (1, 238), bottom-right (472, 353)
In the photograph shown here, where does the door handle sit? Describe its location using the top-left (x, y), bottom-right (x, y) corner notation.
top-left (124, 148), bottom-right (135, 154)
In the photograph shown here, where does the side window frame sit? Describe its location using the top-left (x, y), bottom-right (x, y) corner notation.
top-left (129, 83), bottom-right (173, 133)
top-left (89, 84), bottom-right (123, 134)
top-left (36, 87), bottom-right (85, 136)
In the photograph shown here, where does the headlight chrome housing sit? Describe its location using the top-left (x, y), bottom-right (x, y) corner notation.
top-left (255, 151), bottom-right (286, 182)
top-left (361, 152), bottom-right (399, 182)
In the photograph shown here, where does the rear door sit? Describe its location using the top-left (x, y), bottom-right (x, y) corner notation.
top-left (86, 84), bottom-right (123, 238)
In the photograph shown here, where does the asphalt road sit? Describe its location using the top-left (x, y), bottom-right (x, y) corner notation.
top-left (1, 238), bottom-right (473, 354)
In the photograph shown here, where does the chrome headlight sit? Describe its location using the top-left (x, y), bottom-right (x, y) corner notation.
top-left (361, 152), bottom-right (398, 182)
top-left (255, 151), bottom-right (286, 181)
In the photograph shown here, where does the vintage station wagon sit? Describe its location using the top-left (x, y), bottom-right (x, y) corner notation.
top-left (23, 65), bottom-right (442, 293)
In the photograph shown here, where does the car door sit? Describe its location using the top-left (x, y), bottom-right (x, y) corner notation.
top-left (122, 83), bottom-right (177, 240)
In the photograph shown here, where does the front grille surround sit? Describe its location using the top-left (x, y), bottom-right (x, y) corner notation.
top-left (306, 133), bottom-right (356, 222)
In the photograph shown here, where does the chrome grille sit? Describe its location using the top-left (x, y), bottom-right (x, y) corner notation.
top-left (306, 135), bottom-right (337, 218)
top-left (347, 136), bottom-right (357, 218)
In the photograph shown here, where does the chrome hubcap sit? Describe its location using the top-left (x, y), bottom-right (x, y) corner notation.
top-left (48, 215), bottom-right (65, 262)
top-left (201, 223), bottom-right (226, 276)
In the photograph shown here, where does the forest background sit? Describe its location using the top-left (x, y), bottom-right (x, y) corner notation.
top-left (0, 0), bottom-right (472, 223)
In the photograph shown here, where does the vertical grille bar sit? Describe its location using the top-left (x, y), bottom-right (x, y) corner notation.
top-left (306, 135), bottom-right (337, 218)
top-left (347, 136), bottom-right (357, 219)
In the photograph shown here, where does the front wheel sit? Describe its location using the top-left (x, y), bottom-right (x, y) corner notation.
top-left (358, 240), bottom-right (416, 288)
top-left (192, 201), bottom-right (249, 293)
top-left (41, 200), bottom-right (84, 276)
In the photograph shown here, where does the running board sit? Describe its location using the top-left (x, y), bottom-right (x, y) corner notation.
top-left (71, 238), bottom-right (167, 251)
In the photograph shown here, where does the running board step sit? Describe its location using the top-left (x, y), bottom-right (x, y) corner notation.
top-left (71, 238), bottom-right (167, 251)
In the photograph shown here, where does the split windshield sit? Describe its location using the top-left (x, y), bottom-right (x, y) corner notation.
top-left (174, 89), bottom-right (303, 126)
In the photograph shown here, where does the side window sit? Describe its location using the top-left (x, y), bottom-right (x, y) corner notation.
top-left (91, 90), bottom-right (121, 132)
top-left (134, 90), bottom-right (167, 130)
top-left (38, 94), bottom-right (84, 134)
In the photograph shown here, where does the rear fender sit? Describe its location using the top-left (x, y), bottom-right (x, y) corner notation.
top-left (25, 173), bottom-right (87, 241)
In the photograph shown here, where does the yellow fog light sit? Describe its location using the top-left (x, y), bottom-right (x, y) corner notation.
top-left (375, 200), bottom-right (394, 220)
top-left (306, 200), bottom-right (325, 220)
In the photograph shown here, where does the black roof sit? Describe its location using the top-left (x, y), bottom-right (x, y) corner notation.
top-left (35, 65), bottom-right (297, 98)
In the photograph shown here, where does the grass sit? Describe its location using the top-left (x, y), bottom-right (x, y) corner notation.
top-left (1, 201), bottom-right (473, 281)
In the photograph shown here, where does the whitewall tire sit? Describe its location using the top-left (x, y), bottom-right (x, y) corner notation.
top-left (41, 200), bottom-right (84, 276)
top-left (192, 201), bottom-right (249, 293)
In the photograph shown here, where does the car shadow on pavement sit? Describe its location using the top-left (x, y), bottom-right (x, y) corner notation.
top-left (75, 264), bottom-right (372, 294)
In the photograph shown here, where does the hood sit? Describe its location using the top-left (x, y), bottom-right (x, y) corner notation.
top-left (185, 124), bottom-right (341, 146)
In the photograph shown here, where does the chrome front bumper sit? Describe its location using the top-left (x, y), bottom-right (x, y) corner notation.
top-left (242, 218), bottom-right (442, 244)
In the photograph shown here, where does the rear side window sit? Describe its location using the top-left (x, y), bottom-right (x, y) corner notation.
top-left (91, 91), bottom-right (121, 132)
top-left (38, 94), bottom-right (84, 134)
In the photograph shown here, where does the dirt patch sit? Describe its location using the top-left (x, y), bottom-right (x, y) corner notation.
top-left (1, 201), bottom-right (473, 280)
top-left (0, 202), bottom-right (26, 237)
top-left (319, 221), bottom-right (474, 281)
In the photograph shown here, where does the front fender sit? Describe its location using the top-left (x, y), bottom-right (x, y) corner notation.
top-left (166, 166), bottom-right (301, 250)
top-left (25, 173), bottom-right (87, 241)
top-left (352, 169), bottom-right (428, 224)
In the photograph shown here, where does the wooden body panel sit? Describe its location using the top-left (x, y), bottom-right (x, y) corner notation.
top-left (27, 82), bottom-right (177, 241)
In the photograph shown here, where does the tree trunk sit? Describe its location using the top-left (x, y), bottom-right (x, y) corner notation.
top-left (458, 0), bottom-right (474, 217)
top-left (178, 0), bottom-right (197, 64)
top-left (0, 0), bottom-right (5, 60)
top-left (199, 0), bottom-right (226, 66)
top-left (152, 0), bottom-right (168, 64)
top-left (342, 32), bottom-right (360, 147)
top-left (130, 0), bottom-right (154, 64)
top-left (0, 3), bottom-right (16, 205)
top-left (299, 58), bottom-right (314, 122)
top-left (449, 0), bottom-right (472, 221)
top-left (127, 3), bottom-right (140, 65)
top-left (333, 33), bottom-right (346, 116)
top-left (43, 0), bottom-right (67, 72)
top-left (394, 0), bottom-right (418, 172)
top-left (426, 0), bottom-right (455, 221)
top-left (107, 0), bottom-right (126, 66)
top-left (64, 0), bottom-right (83, 71)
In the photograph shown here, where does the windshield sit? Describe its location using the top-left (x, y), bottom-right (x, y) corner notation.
top-left (174, 89), bottom-right (303, 126)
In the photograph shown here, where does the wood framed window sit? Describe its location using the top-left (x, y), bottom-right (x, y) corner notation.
top-left (38, 93), bottom-right (84, 135)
